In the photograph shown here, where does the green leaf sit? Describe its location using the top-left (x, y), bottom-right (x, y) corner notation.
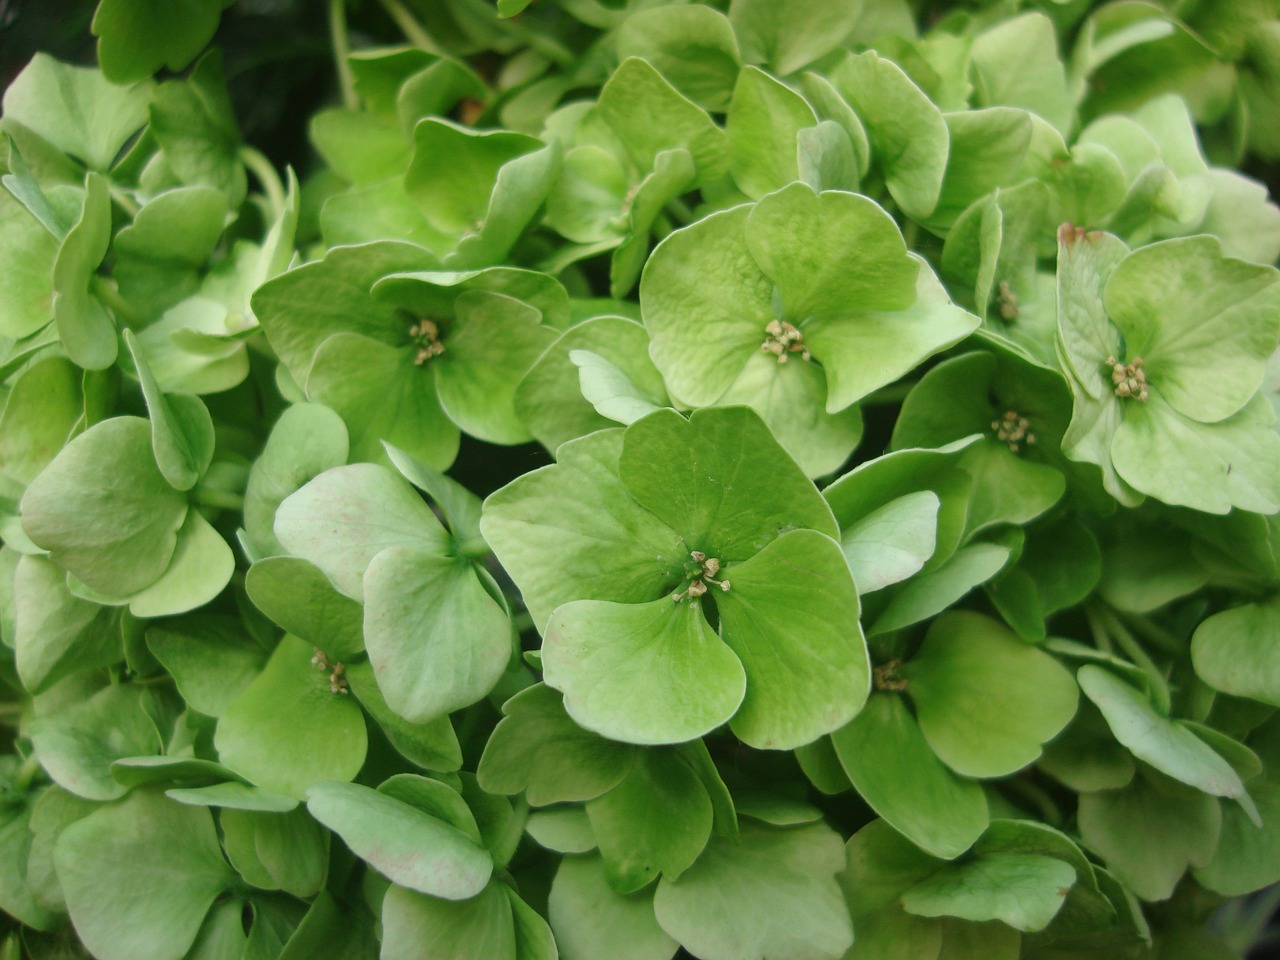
top-left (730, 0), bottom-right (864, 75)
top-left (840, 491), bottom-right (939, 594)
top-left (1077, 767), bottom-right (1221, 901)
top-left (14, 554), bottom-right (120, 693)
top-left (1192, 595), bottom-right (1280, 706)
top-left (246, 557), bottom-right (364, 662)
top-left (833, 693), bottom-right (988, 861)
top-left (21, 417), bottom-right (188, 597)
top-left (480, 429), bottom-right (684, 631)
top-left (597, 58), bottom-right (729, 186)
top-left (478, 683), bottom-right (636, 805)
top-left (274, 462), bottom-right (449, 602)
top-left (549, 856), bottom-right (679, 960)
top-left (587, 749), bottom-right (713, 893)
top-left (53, 173), bottom-right (116, 370)
top-left (92, 0), bottom-right (233, 83)
top-left (716, 529), bottom-right (869, 750)
top-left (726, 67), bottom-right (816, 199)
top-left (242, 403), bottom-right (349, 559)
top-left (1, 54), bottom-right (151, 170)
top-left (543, 596), bottom-right (746, 746)
top-left (615, 5), bottom-right (741, 111)
top-left (903, 612), bottom-right (1078, 778)
top-left (363, 546), bottom-right (511, 722)
top-left (0, 355), bottom-right (80, 485)
top-left (831, 51), bottom-right (948, 220)
top-left (306, 780), bottom-right (491, 900)
top-left (146, 614), bottom-right (266, 718)
top-left (618, 406), bottom-right (838, 559)
top-left (652, 821), bottom-right (853, 960)
top-left (54, 790), bottom-right (233, 960)
top-left (1078, 665), bottom-right (1244, 799)
top-left (900, 853), bottom-right (1075, 933)
top-left (381, 881), bottom-right (514, 960)
top-left (125, 329), bottom-right (215, 491)
top-left (150, 52), bottom-right (246, 207)
top-left (215, 635), bottom-right (367, 799)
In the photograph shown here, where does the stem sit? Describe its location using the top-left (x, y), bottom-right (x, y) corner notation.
top-left (91, 276), bottom-right (141, 326)
top-left (1095, 603), bottom-right (1172, 715)
top-left (1222, 885), bottom-right (1280, 954)
top-left (455, 536), bottom-right (491, 560)
top-left (192, 487), bottom-right (246, 512)
top-left (663, 197), bottom-right (695, 226)
top-left (512, 610), bottom-right (535, 634)
top-left (14, 752), bottom-right (41, 793)
top-left (329, 0), bottom-right (359, 110)
top-left (862, 381), bottom-right (917, 406)
top-left (1118, 611), bottom-right (1184, 657)
top-left (240, 146), bottom-right (286, 220)
top-left (108, 184), bottom-right (140, 217)
top-left (1083, 602), bottom-right (1114, 656)
top-left (376, 0), bottom-right (446, 54)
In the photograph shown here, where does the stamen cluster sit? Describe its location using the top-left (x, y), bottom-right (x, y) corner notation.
top-left (761, 319), bottom-right (811, 363)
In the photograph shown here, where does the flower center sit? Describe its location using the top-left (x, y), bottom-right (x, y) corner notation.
top-left (410, 319), bottom-right (445, 365)
top-left (1106, 355), bottom-right (1148, 401)
top-left (997, 280), bottom-right (1019, 321)
top-left (992, 409), bottom-right (1036, 453)
top-left (672, 550), bottom-right (731, 601)
top-left (873, 659), bottom-right (908, 692)
top-left (761, 319), bottom-right (810, 364)
top-left (311, 648), bottom-right (350, 695)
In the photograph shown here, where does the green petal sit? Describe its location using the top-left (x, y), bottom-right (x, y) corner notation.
top-left (831, 51), bottom-right (948, 220)
top-left (20, 417), bottom-right (188, 597)
top-left (1077, 767), bottom-right (1221, 902)
top-left (543, 596), bottom-right (746, 746)
top-left (746, 183), bottom-right (917, 320)
top-left (641, 204), bottom-right (771, 408)
top-left (1079, 665), bottom-right (1245, 800)
top-left (869, 542), bottom-right (1013, 637)
top-left (363, 547), bottom-right (511, 722)
top-left (52, 173), bottom-right (116, 370)
top-left (616, 5), bottom-right (740, 111)
top-left (54, 791), bottom-right (233, 960)
top-left (652, 821), bottom-right (853, 960)
top-left (381, 882), bottom-right (514, 960)
top-left (900, 853), bottom-right (1075, 933)
top-left (839, 820), bottom-right (944, 960)
top-left (149, 53), bottom-right (247, 206)
top-left (726, 67), bottom-right (815, 199)
top-left (619, 406), bottom-right (838, 560)
top-left (481, 429), bottom-right (685, 629)
top-left (803, 260), bottom-right (979, 414)
top-left (903, 612), bottom-right (1079, 778)
top-left (304, 331), bottom-right (460, 471)
top-left (1104, 237), bottom-right (1280, 423)
top-left (549, 856), bottom-right (679, 960)
top-left (92, 0), bottom-right (231, 84)
top-left (1111, 393), bottom-right (1280, 515)
top-left (970, 13), bottom-right (1074, 135)
top-left (1192, 595), bottom-right (1280, 707)
top-left (431, 290), bottom-right (556, 444)
top-left (306, 781), bottom-right (491, 900)
top-left (245, 556), bottom-right (365, 661)
top-left (146, 614), bottom-right (266, 718)
top-left (242, 403), bottom-right (349, 559)
top-left (477, 683), bottom-right (638, 806)
top-left (125, 329), bottom-right (215, 491)
top-left (1193, 780), bottom-right (1280, 896)
top-left (274, 462), bottom-right (449, 601)
top-left (730, 0), bottom-right (865, 75)
top-left (124, 508), bottom-right (234, 619)
top-left (0, 187), bottom-right (59, 340)
top-left (833, 693), bottom-right (988, 861)
top-left (345, 660), bottom-right (463, 773)
top-left (716, 529), bottom-right (868, 750)
top-left (14, 554), bottom-right (120, 694)
top-left (586, 749), bottom-right (713, 892)
top-left (215, 636), bottom-right (367, 800)
top-left (839, 490), bottom-right (940, 594)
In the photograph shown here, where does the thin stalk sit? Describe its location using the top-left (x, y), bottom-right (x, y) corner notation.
top-left (1221, 885), bottom-right (1280, 954)
top-left (1096, 602), bottom-right (1172, 715)
top-left (91, 276), bottom-right (141, 326)
top-left (1118, 610), bottom-right (1185, 657)
top-left (663, 197), bottom-right (696, 226)
top-left (329, 0), bottom-right (359, 110)
top-left (107, 184), bottom-right (140, 217)
top-left (1083, 602), bottom-right (1114, 656)
top-left (192, 487), bottom-right (246, 512)
top-left (240, 146), bottom-right (286, 220)
top-left (376, 0), bottom-right (446, 55)
top-left (455, 536), bottom-right (491, 561)
top-left (14, 752), bottom-right (41, 793)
